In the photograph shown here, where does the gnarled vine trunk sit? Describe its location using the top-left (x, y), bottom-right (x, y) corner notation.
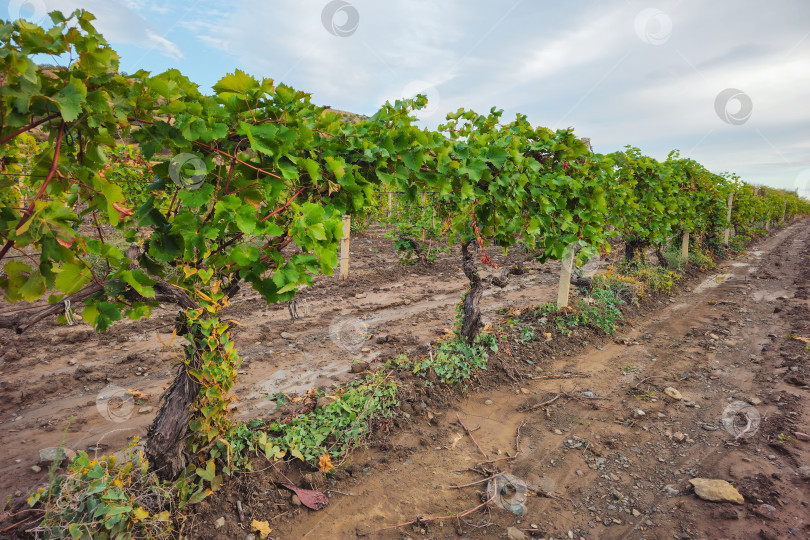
top-left (459, 241), bottom-right (484, 342)
top-left (145, 353), bottom-right (200, 479)
top-left (654, 248), bottom-right (669, 268)
top-left (624, 238), bottom-right (647, 263)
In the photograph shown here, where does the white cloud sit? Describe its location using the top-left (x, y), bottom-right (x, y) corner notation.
top-left (40, 0), bottom-right (184, 60)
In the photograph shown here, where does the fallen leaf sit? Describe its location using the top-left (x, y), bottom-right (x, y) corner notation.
top-left (278, 483), bottom-right (329, 510)
top-left (251, 520), bottom-right (272, 539)
top-left (318, 453), bottom-right (334, 474)
top-left (792, 336), bottom-right (810, 344)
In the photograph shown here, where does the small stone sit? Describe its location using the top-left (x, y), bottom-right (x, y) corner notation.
top-left (664, 387), bottom-right (682, 400)
top-left (554, 429), bottom-right (563, 435)
top-left (350, 361), bottom-right (369, 373)
top-left (663, 485), bottom-right (680, 495)
top-left (689, 478), bottom-right (744, 504)
top-left (520, 388), bottom-right (530, 394)
top-left (582, 391), bottom-right (595, 398)
top-left (67, 359), bottom-right (77, 366)
top-left (403, 299), bottom-right (411, 305)
top-left (214, 517), bottom-right (225, 529)
top-left (753, 504), bottom-right (776, 520)
top-left (360, 347), bottom-right (371, 353)
top-left (797, 466), bottom-right (810, 480)
top-left (673, 432), bottom-right (687, 443)
top-left (138, 406), bottom-right (153, 414)
top-left (31, 465), bottom-right (42, 473)
top-left (280, 332), bottom-right (294, 340)
top-left (709, 333), bottom-right (720, 340)
top-left (2, 348), bottom-right (21, 362)
top-left (291, 494), bottom-right (302, 506)
top-left (633, 409), bottom-right (646, 418)
top-left (716, 507), bottom-right (740, 520)
top-left (507, 526), bottom-right (527, 540)
top-left (793, 431), bottom-right (810, 441)
top-left (354, 293), bottom-right (367, 299)
top-left (316, 396), bottom-right (337, 410)
top-left (484, 399), bottom-right (493, 405)
top-left (632, 509), bottom-right (641, 517)
top-left (576, 470), bottom-right (583, 476)
top-left (39, 447), bottom-right (76, 466)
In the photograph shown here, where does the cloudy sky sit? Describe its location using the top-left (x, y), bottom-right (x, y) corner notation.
top-left (5, 0), bottom-right (810, 195)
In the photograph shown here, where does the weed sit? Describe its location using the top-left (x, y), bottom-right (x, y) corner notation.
top-left (260, 370), bottom-right (397, 465)
top-left (517, 326), bottom-right (535, 344)
top-left (28, 440), bottom-right (186, 539)
top-left (776, 433), bottom-right (796, 444)
top-left (411, 333), bottom-right (498, 386)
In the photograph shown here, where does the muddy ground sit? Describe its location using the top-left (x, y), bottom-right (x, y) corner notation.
top-left (2, 221), bottom-right (809, 539)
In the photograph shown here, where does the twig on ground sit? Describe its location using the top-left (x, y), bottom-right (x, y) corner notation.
top-left (457, 413), bottom-right (489, 459)
top-left (521, 393), bottom-right (561, 411)
top-left (514, 420), bottom-right (525, 456)
top-left (532, 373), bottom-right (591, 380)
top-left (449, 472), bottom-right (504, 489)
top-left (363, 496), bottom-right (496, 535)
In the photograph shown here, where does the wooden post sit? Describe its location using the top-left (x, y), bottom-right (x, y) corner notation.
top-left (681, 231), bottom-right (689, 260)
top-left (387, 192), bottom-right (393, 218)
top-left (339, 215), bottom-right (350, 280)
top-left (556, 249), bottom-right (575, 308)
top-left (723, 193), bottom-right (733, 244)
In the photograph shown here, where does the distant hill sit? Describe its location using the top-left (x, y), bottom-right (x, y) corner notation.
top-left (325, 109), bottom-right (368, 124)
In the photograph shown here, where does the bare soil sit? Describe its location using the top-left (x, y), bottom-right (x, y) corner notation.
top-left (2, 221), bottom-right (810, 540)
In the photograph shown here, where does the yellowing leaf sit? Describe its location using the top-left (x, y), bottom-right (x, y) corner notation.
top-left (318, 453), bottom-right (334, 474)
top-left (132, 507), bottom-right (149, 520)
top-left (251, 520), bottom-right (272, 539)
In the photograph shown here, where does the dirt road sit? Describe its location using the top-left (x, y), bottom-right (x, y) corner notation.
top-left (268, 220), bottom-right (810, 539)
top-left (2, 220), bottom-right (809, 540)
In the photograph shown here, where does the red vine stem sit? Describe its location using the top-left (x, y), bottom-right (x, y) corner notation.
top-left (193, 141), bottom-right (282, 180)
top-left (214, 187), bottom-right (307, 255)
top-left (0, 113), bottom-right (60, 146)
top-left (0, 121), bottom-right (65, 263)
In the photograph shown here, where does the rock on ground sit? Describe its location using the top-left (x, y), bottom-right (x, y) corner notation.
top-left (689, 478), bottom-right (744, 504)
